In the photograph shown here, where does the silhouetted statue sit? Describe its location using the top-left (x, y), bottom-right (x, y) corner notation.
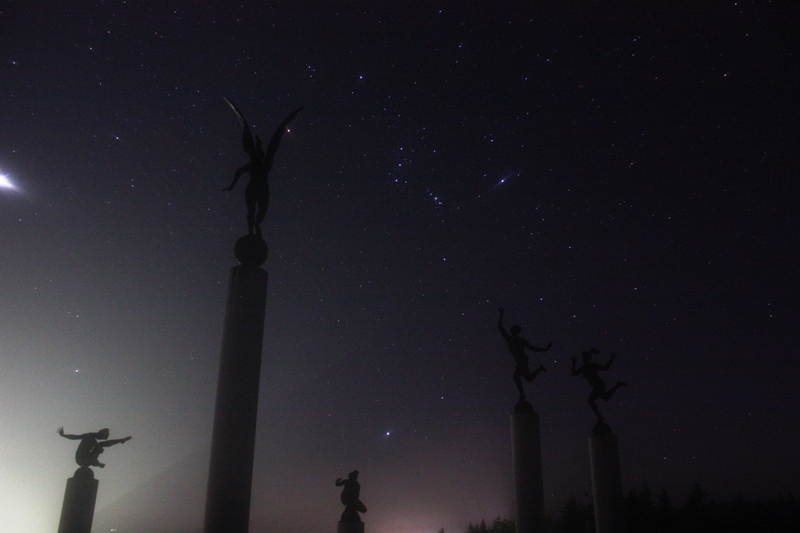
top-left (571, 349), bottom-right (627, 423)
top-left (223, 98), bottom-right (303, 237)
top-left (498, 307), bottom-right (551, 402)
top-left (336, 470), bottom-right (367, 522)
top-left (57, 427), bottom-right (131, 468)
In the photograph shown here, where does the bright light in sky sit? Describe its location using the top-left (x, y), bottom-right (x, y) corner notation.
top-left (488, 171), bottom-right (520, 192)
top-left (0, 173), bottom-right (17, 190)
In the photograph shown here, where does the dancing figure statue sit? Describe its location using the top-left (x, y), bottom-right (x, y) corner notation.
top-left (57, 427), bottom-right (131, 468)
top-left (498, 307), bottom-right (551, 402)
top-left (336, 470), bottom-right (367, 522)
top-left (223, 98), bottom-right (303, 236)
top-left (571, 349), bottom-right (627, 423)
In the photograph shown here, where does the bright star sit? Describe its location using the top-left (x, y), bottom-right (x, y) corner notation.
top-left (488, 171), bottom-right (520, 192)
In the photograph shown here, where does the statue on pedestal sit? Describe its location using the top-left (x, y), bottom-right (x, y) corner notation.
top-left (571, 349), bottom-right (627, 425)
top-left (498, 307), bottom-right (552, 404)
top-left (57, 427), bottom-right (131, 468)
top-left (336, 470), bottom-right (367, 522)
top-left (223, 98), bottom-right (303, 237)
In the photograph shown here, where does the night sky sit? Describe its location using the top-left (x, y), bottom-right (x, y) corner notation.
top-left (1, 1), bottom-right (798, 532)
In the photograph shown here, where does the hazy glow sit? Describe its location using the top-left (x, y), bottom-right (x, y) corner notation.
top-left (0, 482), bottom-right (50, 533)
top-left (0, 173), bottom-right (14, 189)
top-left (380, 510), bottom-right (462, 533)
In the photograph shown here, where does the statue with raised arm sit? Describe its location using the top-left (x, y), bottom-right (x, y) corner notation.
top-left (571, 349), bottom-right (627, 423)
top-left (223, 98), bottom-right (303, 237)
top-left (498, 307), bottom-right (551, 403)
top-left (336, 470), bottom-right (367, 522)
top-left (57, 427), bottom-right (131, 468)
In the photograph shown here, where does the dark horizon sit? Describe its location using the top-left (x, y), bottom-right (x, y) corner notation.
top-left (1, 2), bottom-right (798, 532)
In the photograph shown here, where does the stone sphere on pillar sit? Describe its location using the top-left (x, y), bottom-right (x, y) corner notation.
top-left (234, 235), bottom-right (268, 267)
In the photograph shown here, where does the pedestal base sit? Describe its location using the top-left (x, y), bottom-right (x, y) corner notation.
top-left (204, 265), bottom-right (269, 533)
top-left (338, 521), bottom-right (365, 533)
top-left (589, 427), bottom-right (624, 533)
top-left (511, 408), bottom-right (545, 533)
top-left (58, 467), bottom-right (99, 533)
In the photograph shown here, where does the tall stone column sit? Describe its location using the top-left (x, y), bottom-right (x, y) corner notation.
top-left (58, 467), bottom-right (99, 533)
top-left (589, 423), bottom-right (624, 533)
top-left (204, 236), bottom-right (269, 533)
top-left (511, 401), bottom-right (545, 533)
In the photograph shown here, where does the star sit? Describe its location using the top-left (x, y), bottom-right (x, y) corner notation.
top-left (488, 171), bottom-right (519, 192)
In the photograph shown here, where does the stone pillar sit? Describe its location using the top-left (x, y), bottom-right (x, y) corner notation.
top-left (589, 423), bottom-right (624, 533)
top-left (338, 521), bottom-right (365, 533)
top-left (58, 467), bottom-right (99, 533)
top-left (204, 236), bottom-right (269, 533)
top-left (511, 401), bottom-right (545, 533)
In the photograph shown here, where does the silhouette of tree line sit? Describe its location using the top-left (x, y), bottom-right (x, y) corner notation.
top-left (615, 482), bottom-right (799, 533)
top-left (449, 483), bottom-right (799, 533)
top-left (439, 517), bottom-right (515, 533)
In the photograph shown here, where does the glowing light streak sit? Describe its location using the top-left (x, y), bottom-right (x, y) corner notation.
top-left (0, 174), bottom-right (15, 190)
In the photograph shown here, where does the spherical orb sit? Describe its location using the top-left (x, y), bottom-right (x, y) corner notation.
top-left (234, 234), bottom-right (268, 267)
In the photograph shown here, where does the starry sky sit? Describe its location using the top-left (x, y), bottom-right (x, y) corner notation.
top-left (1, 1), bottom-right (798, 532)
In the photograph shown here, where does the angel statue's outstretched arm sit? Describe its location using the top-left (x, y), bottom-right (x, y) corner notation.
top-left (223, 164), bottom-right (250, 192)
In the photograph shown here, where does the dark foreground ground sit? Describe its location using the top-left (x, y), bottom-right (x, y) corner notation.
top-left (463, 485), bottom-right (800, 533)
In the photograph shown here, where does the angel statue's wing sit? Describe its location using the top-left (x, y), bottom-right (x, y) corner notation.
top-left (223, 97), bottom-right (256, 155)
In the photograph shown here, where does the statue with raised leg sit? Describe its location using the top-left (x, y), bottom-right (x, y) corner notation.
top-left (223, 98), bottom-right (303, 238)
top-left (571, 349), bottom-right (626, 433)
top-left (498, 307), bottom-right (551, 408)
top-left (574, 350), bottom-right (627, 532)
top-left (57, 427), bottom-right (131, 468)
top-left (56, 427), bottom-right (131, 533)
